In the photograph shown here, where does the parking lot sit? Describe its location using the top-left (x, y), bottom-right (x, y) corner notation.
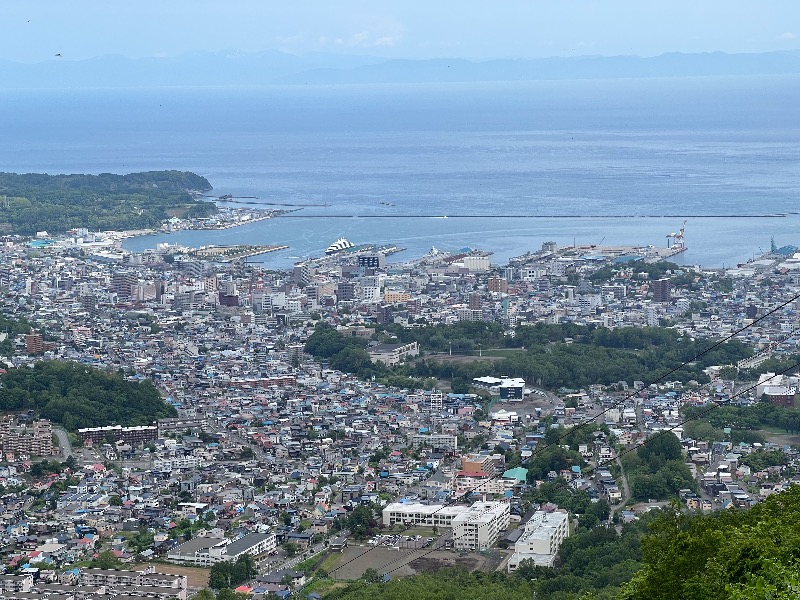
top-left (367, 533), bottom-right (434, 550)
top-left (326, 544), bottom-right (507, 581)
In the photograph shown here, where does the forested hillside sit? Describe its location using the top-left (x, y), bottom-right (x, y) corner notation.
top-left (306, 322), bottom-right (752, 390)
top-left (0, 170), bottom-right (214, 235)
top-left (0, 361), bottom-right (176, 430)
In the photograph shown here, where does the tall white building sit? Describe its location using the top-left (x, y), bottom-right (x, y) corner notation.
top-left (508, 510), bottom-right (570, 570)
top-left (451, 501), bottom-right (510, 551)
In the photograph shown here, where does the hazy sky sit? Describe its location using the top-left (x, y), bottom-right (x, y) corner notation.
top-left (2, 0), bottom-right (798, 63)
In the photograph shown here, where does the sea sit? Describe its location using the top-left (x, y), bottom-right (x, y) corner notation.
top-left (2, 75), bottom-right (799, 270)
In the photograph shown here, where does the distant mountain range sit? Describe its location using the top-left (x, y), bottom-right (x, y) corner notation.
top-left (3, 49), bottom-right (800, 88)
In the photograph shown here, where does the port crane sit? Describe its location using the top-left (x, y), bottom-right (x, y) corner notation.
top-left (667, 220), bottom-right (687, 251)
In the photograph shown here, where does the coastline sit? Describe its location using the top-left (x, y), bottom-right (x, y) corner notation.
top-left (190, 211), bottom-right (276, 231)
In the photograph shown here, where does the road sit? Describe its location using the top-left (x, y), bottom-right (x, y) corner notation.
top-left (611, 454), bottom-right (631, 514)
top-left (52, 426), bottom-right (73, 459)
top-left (259, 540), bottom-right (329, 574)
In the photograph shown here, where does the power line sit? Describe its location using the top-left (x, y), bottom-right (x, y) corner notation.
top-left (373, 360), bottom-right (800, 579)
top-left (318, 290), bottom-right (800, 581)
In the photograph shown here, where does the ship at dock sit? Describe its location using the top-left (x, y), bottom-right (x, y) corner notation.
top-left (322, 238), bottom-right (406, 258)
top-left (325, 238), bottom-right (355, 254)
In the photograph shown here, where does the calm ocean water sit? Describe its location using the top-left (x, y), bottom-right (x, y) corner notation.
top-left (2, 76), bottom-right (799, 268)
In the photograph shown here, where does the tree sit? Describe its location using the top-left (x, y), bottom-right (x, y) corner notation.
top-left (215, 589), bottom-right (248, 600)
top-left (191, 589), bottom-right (216, 600)
top-left (230, 554), bottom-right (256, 584)
top-left (91, 550), bottom-right (122, 570)
top-left (283, 542), bottom-right (299, 557)
top-left (209, 567), bottom-right (229, 590)
top-left (128, 527), bottom-right (155, 553)
top-left (109, 495), bottom-right (123, 506)
top-left (450, 377), bottom-right (471, 394)
top-left (362, 568), bottom-right (383, 583)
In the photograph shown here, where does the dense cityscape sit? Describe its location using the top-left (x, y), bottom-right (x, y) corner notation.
top-left (0, 202), bottom-right (799, 599)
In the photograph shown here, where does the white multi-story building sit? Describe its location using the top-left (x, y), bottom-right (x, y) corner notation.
top-left (80, 567), bottom-right (187, 599)
top-left (368, 341), bottom-right (419, 366)
top-left (508, 510), bottom-right (570, 570)
top-left (167, 532), bottom-right (276, 566)
top-left (451, 501), bottom-right (510, 551)
top-left (452, 471), bottom-right (507, 497)
top-left (461, 255), bottom-right (491, 272)
top-left (153, 455), bottom-right (208, 471)
top-left (382, 502), bottom-right (467, 528)
top-left (0, 574), bottom-right (33, 593)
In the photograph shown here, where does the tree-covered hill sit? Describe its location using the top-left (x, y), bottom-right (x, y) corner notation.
top-left (307, 322), bottom-right (752, 390)
top-left (0, 361), bottom-right (176, 431)
top-left (0, 170), bottom-right (214, 235)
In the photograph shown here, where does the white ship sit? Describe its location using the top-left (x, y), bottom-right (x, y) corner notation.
top-left (325, 238), bottom-right (355, 255)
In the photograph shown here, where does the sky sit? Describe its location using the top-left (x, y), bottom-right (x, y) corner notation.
top-left (1, 0), bottom-right (798, 63)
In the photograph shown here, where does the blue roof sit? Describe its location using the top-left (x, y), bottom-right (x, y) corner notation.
top-left (614, 254), bottom-right (643, 263)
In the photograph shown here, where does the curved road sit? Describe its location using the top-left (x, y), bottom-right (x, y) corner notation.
top-left (52, 426), bottom-right (73, 459)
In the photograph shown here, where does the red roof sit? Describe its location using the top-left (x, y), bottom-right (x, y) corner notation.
top-left (457, 471), bottom-right (488, 478)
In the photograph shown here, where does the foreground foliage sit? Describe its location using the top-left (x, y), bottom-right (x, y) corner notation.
top-left (0, 360), bottom-right (176, 430)
top-left (324, 569), bottom-right (533, 600)
top-left (620, 486), bottom-right (800, 599)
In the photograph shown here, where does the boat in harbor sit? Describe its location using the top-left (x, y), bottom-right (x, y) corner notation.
top-left (325, 238), bottom-right (356, 254)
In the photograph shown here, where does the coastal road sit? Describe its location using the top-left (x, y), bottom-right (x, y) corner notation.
top-left (52, 426), bottom-right (73, 459)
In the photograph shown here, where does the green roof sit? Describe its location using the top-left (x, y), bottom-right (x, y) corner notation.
top-left (502, 467), bottom-right (528, 481)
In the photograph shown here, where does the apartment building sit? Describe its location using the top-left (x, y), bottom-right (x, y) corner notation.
top-left (0, 574), bottom-right (33, 593)
top-left (409, 433), bottom-right (458, 451)
top-left (507, 510), bottom-right (570, 570)
top-left (460, 453), bottom-right (504, 478)
top-left (79, 568), bottom-right (187, 600)
top-left (0, 418), bottom-right (55, 458)
top-left (77, 425), bottom-right (158, 446)
top-left (452, 471), bottom-right (507, 497)
top-left (451, 501), bottom-right (510, 551)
